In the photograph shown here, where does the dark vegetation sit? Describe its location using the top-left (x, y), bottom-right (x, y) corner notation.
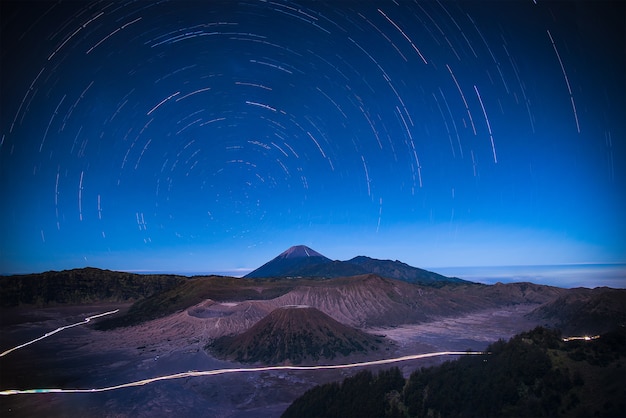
top-left (283, 326), bottom-right (626, 418)
top-left (0, 267), bottom-right (184, 307)
top-left (283, 368), bottom-right (406, 418)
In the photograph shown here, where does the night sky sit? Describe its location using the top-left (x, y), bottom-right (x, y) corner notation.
top-left (1, 1), bottom-right (624, 278)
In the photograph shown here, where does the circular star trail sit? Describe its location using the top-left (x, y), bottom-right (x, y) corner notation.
top-left (1, 1), bottom-right (624, 275)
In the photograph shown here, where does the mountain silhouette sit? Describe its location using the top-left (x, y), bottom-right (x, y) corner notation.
top-left (244, 245), bottom-right (468, 284)
top-left (244, 245), bottom-right (332, 278)
top-left (346, 255), bottom-right (465, 284)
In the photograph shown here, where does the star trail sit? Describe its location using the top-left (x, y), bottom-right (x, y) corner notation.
top-left (1, 1), bottom-right (624, 279)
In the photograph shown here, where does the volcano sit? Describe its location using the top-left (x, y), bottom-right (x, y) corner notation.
top-left (244, 245), bottom-right (468, 284)
top-left (207, 305), bottom-right (383, 364)
top-left (244, 245), bottom-right (333, 278)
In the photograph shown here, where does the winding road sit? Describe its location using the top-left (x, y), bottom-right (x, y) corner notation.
top-left (1, 351), bottom-right (485, 395)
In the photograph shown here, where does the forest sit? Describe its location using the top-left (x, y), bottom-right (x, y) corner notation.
top-left (282, 327), bottom-right (625, 418)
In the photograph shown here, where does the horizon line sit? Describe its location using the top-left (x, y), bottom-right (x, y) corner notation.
top-left (2, 261), bottom-right (625, 277)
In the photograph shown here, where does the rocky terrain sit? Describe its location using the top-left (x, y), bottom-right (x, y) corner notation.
top-left (94, 273), bottom-right (567, 333)
top-left (527, 286), bottom-right (626, 334)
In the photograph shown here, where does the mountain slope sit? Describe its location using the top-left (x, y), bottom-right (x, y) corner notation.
top-left (527, 287), bottom-right (626, 335)
top-left (347, 255), bottom-right (466, 284)
top-left (273, 276), bottom-right (565, 327)
top-left (207, 305), bottom-right (383, 364)
top-left (95, 276), bottom-right (291, 330)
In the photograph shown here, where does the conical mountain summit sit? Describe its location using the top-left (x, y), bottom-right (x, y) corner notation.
top-left (244, 245), bottom-right (332, 278)
top-left (277, 245), bottom-right (327, 259)
top-left (208, 305), bottom-right (382, 364)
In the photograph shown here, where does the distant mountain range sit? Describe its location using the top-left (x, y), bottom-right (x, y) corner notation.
top-left (245, 245), bottom-right (467, 285)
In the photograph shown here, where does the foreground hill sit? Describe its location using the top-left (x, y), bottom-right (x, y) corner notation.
top-left (208, 305), bottom-right (384, 364)
top-left (283, 326), bottom-right (626, 418)
top-left (244, 245), bottom-right (468, 285)
top-left (0, 267), bottom-right (185, 307)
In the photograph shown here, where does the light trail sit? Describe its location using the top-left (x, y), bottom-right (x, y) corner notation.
top-left (446, 64), bottom-right (477, 136)
top-left (378, 9), bottom-right (428, 64)
top-left (147, 91), bottom-right (180, 116)
top-left (547, 29), bottom-right (580, 133)
top-left (78, 170), bottom-right (84, 221)
top-left (473, 85), bottom-right (497, 164)
top-left (0, 310), bottom-right (119, 358)
top-left (0, 351), bottom-right (485, 395)
top-left (562, 335), bottom-right (599, 342)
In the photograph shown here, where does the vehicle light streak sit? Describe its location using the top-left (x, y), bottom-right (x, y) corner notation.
top-left (0, 310), bottom-right (119, 358)
top-left (0, 351), bottom-right (485, 395)
top-left (562, 335), bottom-right (600, 342)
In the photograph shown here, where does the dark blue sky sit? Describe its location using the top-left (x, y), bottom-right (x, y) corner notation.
top-left (1, 1), bottom-right (624, 278)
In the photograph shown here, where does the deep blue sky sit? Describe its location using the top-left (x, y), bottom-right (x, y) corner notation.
top-left (1, 1), bottom-right (624, 281)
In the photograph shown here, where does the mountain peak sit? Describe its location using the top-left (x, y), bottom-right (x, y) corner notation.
top-left (244, 245), bottom-right (331, 278)
top-left (279, 245), bottom-right (326, 259)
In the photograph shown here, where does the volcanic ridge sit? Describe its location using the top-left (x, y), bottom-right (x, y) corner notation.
top-left (244, 245), bottom-right (466, 285)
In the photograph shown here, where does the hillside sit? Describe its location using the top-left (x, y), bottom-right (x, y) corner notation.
top-left (283, 326), bottom-right (626, 417)
top-left (0, 267), bottom-right (185, 307)
top-left (527, 287), bottom-right (626, 335)
top-left (96, 274), bottom-right (567, 330)
top-left (207, 305), bottom-right (384, 364)
top-left (94, 275), bottom-right (292, 329)
top-left (347, 256), bottom-right (465, 284)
